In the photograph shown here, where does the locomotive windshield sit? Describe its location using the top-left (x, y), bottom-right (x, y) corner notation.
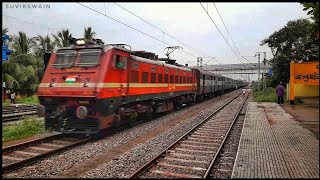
top-left (52, 50), bottom-right (77, 68)
top-left (75, 49), bottom-right (101, 67)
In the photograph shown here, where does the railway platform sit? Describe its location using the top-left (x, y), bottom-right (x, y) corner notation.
top-left (232, 102), bottom-right (319, 179)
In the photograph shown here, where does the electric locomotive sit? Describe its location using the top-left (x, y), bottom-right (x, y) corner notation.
top-left (37, 39), bottom-right (197, 134)
top-left (37, 38), bottom-right (246, 134)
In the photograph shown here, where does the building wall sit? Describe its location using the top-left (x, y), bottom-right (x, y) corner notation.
top-left (286, 84), bottom-right (319, 99)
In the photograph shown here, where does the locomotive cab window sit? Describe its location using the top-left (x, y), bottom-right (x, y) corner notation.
top-left (76, 49), bottom-right (101, 67)
top-left (114, 54), bottom-right (125, 68)
top-left (52, 50), bottom-right (77, 68)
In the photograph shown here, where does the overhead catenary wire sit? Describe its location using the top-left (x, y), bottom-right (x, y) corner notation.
top-left (213, 3), bottom-right (253, 64)
top-left (77, 2), bottom-right (200, 59)
top-left (3, 14), bottom-right (59, 31)
top-left (113, 2), bottom-right (218, 63)
top-left (200, 3), bottom-right (253, 64)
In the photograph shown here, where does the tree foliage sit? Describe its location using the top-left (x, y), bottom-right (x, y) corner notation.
top-left (261, 19), bottom-right (319, 86)
top-left (84, 26), bottom-right (96, 40)
top-left (3, 54), bottom-right (44, 96)
top-left (52, 29), bottom-right (72, 47)
top-left (32, 35), bottom-right (55, 58)
top-left (301, 2), bottom-right (319, 33)
top-left (11, 32), bottom-right (34, 56)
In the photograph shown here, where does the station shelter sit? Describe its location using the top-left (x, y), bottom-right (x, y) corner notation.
top-left (287, 61), bottom-right (319, 104)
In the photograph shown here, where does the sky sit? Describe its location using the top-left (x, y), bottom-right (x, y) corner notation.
top-left (2, 2), bottom-right (310, 81)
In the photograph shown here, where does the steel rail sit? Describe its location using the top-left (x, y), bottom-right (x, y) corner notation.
top-left (128, 92), bottom-right (243, 178)
top-left (203, 94), bottom-right (248, 178)
top-left (2, 134), bottom-right (91, 173)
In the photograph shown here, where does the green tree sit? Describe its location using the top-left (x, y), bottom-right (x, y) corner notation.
top-left (261, 19), bottom-right (319, 86)
top-left (2, 54), bottom-right (44, 95)
top-left (11, 32), bottom-right (34, 56)
top-left (52, 29), bottom-right (72, 47)
top-left (32, 35), bottom-right (55, 58)
top-left (301, 2), bottom-right (319, 33)
top-left (84, 26), bottom-right (96, 40)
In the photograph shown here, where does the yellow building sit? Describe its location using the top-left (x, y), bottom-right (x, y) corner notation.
top-left (288, 61), bottom-right (319, 104)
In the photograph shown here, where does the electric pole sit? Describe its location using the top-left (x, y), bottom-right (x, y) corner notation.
top-left (257, 53), bottom-right (260, 91)
top-left (197, 57), bottom-right (199, 68)
top-left (256, 52), bottom-right (267, 91)
top-left (263, 52), bottom-right (267, 91)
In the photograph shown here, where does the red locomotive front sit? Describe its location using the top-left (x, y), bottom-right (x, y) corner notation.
top-left (37, 39), bottom-right (197, 134)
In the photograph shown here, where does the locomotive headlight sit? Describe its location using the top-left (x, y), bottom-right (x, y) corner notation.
top-left (76, 39), bottom-right (86, 46)
top-left (76, 106), bottom-right (88, 119)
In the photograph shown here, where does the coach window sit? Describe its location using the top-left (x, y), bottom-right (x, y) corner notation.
top-left (175, 76), bottom-right (179, 84)
top-left (180, 76), bottom-right (183, 84)
top-left (158, 74), bottom-right (163, 83)
top-left (164, 74), bottom-right (169, 83)
top-left (142, 72), bottom-right (149, 83)
top-left (170, 75), bottom-right (174, 83)
top-left (183, 76), bottom-right (186, 83)
top-left (151, 73), bottom-right (156, 83)
top-left (130, 70), bottom-right (139, 83)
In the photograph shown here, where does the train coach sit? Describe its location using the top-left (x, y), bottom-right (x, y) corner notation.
top-left (36, 38), bottom-right (246, 134)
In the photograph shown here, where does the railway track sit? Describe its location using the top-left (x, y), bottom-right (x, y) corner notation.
top-left (129, 93), bottom-right (248, 178)
top-left (2, 133), bottom-right (91, 173)
top-left (2, 105), bottom-right (38, 122)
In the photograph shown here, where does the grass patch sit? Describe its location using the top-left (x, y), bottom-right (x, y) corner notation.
top-left (252, 87), bottom-right (278, 103)
top-left (2, 116), bottom-right (45, 143)
top-left (16, 95), bottom-right (39, 105)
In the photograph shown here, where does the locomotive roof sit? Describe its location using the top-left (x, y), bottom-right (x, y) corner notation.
top-left (198, 69), bottom-right (243, 81)
top-left (131, 55), bottom-right (192, 72)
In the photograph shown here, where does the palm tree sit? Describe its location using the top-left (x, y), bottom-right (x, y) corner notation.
top-left (52, 29), bottom-right (72, 47)
top-left (2, 54), bottom-right (45, 95)
top-left (32, 35), bottom-right (55, 57)
top-left (11, 32), bottom-right (33, 56)
top-left (84, 26), bottom-right (96, 40)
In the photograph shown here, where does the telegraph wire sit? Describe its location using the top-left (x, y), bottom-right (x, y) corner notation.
top-left (200, 3), bottom-right (253, 64)
top-left (213, 3), bottom-right (252, 64)
top-left (3, 15), bottom-right (59, 31)
top-left (77, 2), bottom-right (200, 59)
top-left (113, 2), bottom-right (218, 63)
